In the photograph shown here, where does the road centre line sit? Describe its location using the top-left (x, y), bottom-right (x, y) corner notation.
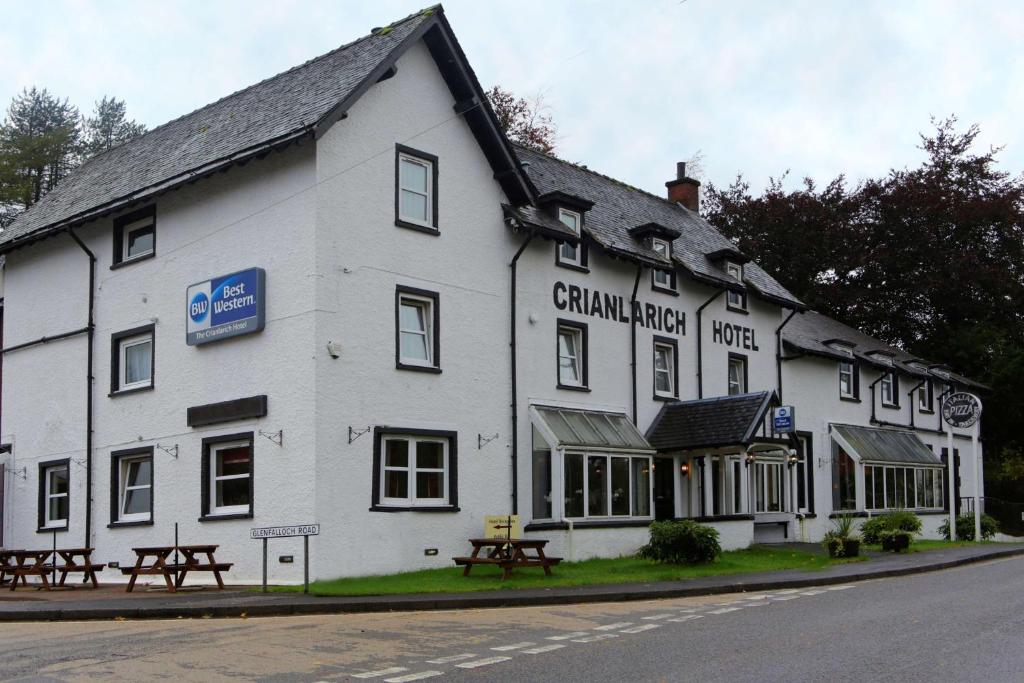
top-left (491, 642), bottom-right (535, 651)
top-left (383, 672), bottom-right (444, 683)
top-left (521, 644), bottom-right (566, 655)
top-left (667, 615), bottom-right (704, 623)
top-left (594, 622), bottom-right (633, 631)
top-left (456, 656), bottom-right (512, 669)
top-left (641, 613), bottom-right (677, 620)
top-left (424, 654), bottom-right (476, 664)
top-left (620, 624), bottom-right (661, 634)
top-left (571, 633), bottom-right (620, 643)
top-left (547, 631), bottom-right (590, 641)
top-left (352, 667), bottom-right (408, 679)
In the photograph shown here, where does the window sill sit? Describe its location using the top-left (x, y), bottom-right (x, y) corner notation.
top-left (36, 525), bottom-right (69, 533)
top-left (828, 511), bottom-right (869, 518)
top-left (653, 393), bottom-right (678, 402)
top-left (726, 304), bottom-right (749, 315)
top-left (919, 409), bottom-right (935, 415)
top-left (557, 383), bottom-right (591, 393)
top-left (651, 284), bottom-right (679, 297)
top-left (109, 385), bottom-right (154, 398)
top-left (394, 219), bottom-right (440, 236)
top-left (555, 260), bottom-right (590, 274)
top-left (396, 363), bottom-right (442, 374)
top-left (840, 396), bottom-right (862, 403)
top-left (110, 252), bottom-right (155, 270)
top-left (108, 520), bottom-right (154, 529)
top-left (198, 512), bottom-right (253, 522)
top-left (881, 403), bottom-right (901, 410)
top-left (369, 505), bottom-right (460, 513)
top-left (692, 514), bottom-right (755, 523)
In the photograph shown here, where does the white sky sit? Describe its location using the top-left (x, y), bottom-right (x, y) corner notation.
top-left (1, 0), bottom-right (1021, 195)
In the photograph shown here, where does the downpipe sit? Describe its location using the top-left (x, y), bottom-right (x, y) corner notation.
top-left (508, 233), bottom-right (533, 516)
top-left (695, 289), bottom-right (724, 399)
top-left (68, 229), bottom-right (96, 550)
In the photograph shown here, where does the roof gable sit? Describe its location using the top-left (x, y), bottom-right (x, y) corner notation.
top-left (645, 391), bottom-right (778, 451)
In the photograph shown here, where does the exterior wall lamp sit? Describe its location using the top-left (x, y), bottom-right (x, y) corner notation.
top-left (679, 462), bottom-right (689, 477)
top-left (787, 448), bottom-right (800, 467)
top-left (744, 451), bottom-right (757, 467)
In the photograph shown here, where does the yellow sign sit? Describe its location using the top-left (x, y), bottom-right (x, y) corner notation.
top-left (484, 515), bottom-right (521, 540)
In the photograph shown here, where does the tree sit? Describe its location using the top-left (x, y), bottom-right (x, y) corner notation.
top-left (486, 85), bottom-right (557, 154)
top-left (82, 96), bottom-right (146, 158)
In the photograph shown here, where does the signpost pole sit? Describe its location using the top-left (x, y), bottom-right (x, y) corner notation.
top-left (946, 420), bottom-right (956, 541)
top-left (973, 419), bottom-right (981, 543)
top-left (261, 537), bottom-right (268, 594)
top-left (303, 535), bottom-right (309, 595)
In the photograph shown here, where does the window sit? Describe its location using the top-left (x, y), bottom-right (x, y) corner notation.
top-left (653, 337), bottom-right (678, 399)
top-left (112, 206), bottom-right (156, 268)
top-left (556, 208), bottom-right (586, 270)
top-left (918, 379), bottom-right (934, 412)
top-left (395, 145), bottom-right (438, 232)
top-left (725, 262), bottom-right (746, 310)
top-left (727, 353), bottom-right (747, 395)
top-left (651, 238), bottom-right (675, 292)
top-left (395, 286), bottom-right (440, 372)
top-left (372, 429), bottom-right (458, 510)
top-left (563, 452), bottom-right (652, 519)
top-left (832, 445), bottom-right (857, 511)
top-left (557, 320), bottom-right (588, 390)
top-left (865, 464), bottom-right (944, 510)
top-left (110, 325), bottom-right (154, 394)
top-left (795, 434), bottom-right (814, 513)
top-left (839, 361), bottom-right (857, 399)
top-left (39, 460), bottom-right (70, 530)
top-left (754, 460), bottom-right (783, 513)
top-left (111, 448), bottom-right (153, 525)
top-left (880, 371), bottom-right (899, 407)
top-left (532, 427), bottom-right (552, 520)
top-left (201, 434), bottom-right (253, 519)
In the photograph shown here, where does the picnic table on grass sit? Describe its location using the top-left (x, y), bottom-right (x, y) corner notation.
top-left (453, 538), bottom-right (561, 581)
top-left (121, 545), bottom-right (232, 592)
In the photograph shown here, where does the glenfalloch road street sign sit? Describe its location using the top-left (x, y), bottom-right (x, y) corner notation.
top-left (941, 393), bottom-right (982, 429)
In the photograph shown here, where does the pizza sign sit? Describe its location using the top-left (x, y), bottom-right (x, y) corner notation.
top-left (941, 393), bottom-right (982, 429)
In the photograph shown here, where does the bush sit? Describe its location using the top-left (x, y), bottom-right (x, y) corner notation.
top-left (822, 514), bottom-right (861, 557)
top-left (861, 510), bottom-right (923, 544)
top-left (939, 513), bottom-right (999, 541)
top-left (638, 520), bottom-right (721, 564)
top-left (880, 529), bottom-right (913, 552)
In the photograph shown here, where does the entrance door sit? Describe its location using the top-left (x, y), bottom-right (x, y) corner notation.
top-left (654, 458), bottom-right (676, 520)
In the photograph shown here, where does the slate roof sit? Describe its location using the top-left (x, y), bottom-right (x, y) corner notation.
top-left (515, 146), bottom-right (804, 309)
top-left (831, 424), bottom-right (942, 465)
top-left (502, 204), bottom-right (579, 242)
top-left (645, 391), bottom-right (776, 451)
top-left (783, 310), bottom-right (987, 390)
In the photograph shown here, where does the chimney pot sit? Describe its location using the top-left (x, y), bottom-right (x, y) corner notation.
top-left (676, 162), bottom-right (687, 180)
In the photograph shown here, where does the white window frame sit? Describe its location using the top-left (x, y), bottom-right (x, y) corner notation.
top-left (118, 455), bottom-right (152, 523)
top-left (653, 341), bottom-right (676, 397)
top-left (42, 464), bottom-right (69, 528)
top-left (557, 208), bottom-right (583, 267)
top-left (865, 464), bottom-right (944, 511)
top-left (880, 372), bottom-right (896, 406)
top-left (118, 332), bottom-right (153, 391)
top-left (839, 361), bottom-right (855, 398)
top-left (563, 451), bottom-right (653, 520)
top-left (726, 262), bottom-right (746, 310)
top-left (728, 355), bottom-right (747, 395)
top-left (652, 239), bottom-right (674, 290)
top-left (397, 153), bottom-right (433, 228)
top-left (380, 435), bottom-right (450, 508)
top-left (753, 459), bottom-right (784, 513)
top-left (918, 380), bottom-right (933, 411)
top-left (121, 216), bottom-right (155, 262)
top-left (398, 294), bottom-right (434, 368)
top-left (557, 324), bottom-right (584, 387)
top-left (209, 440), bottom-right (252, 516)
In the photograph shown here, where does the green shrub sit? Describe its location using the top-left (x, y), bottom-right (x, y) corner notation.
top-left (939, 513), bottom-right (999, 541)
top-left (879, 529), bottom-right (913, 552)
top-left (861, 510), bottom-right (923, 544)
top-left (822, 514), bottom-right (861, 557)
top-left (638, 520), bottom-right (722, 564)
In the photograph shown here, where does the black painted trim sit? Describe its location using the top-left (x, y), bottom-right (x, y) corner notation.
top-left (796, 429), bottom-right (815, 515)
top-left (652, 335), bottom-right (679, 401)
top-left (200, 432), bottom-right (254, 519)
top-left (111, 205), bottom-right (156, 268)
top-left (395, 144), bottom-right (439, 232)
top-left (567, 519), bottom-right (653, 529)
top-left (692, 514), bottom-right (755, 522)
top-left (524, 521), bottom-right (570, 532)
top-left (109, 323), bottom-right (155, 395)
top-left (37, 458), bottom-right (70, 532)
top-left (198, 512), bottom-right (254, 522)
top-left (839, 396), bottom-right (862, 403)
top-left (554, 209), bottom-right (589, 272)
top-left (395, 285), bottom-right (441, 372)
top-left (728, 352), bottom-right (749, 394)
top-left (109, 446), bottom-right (154, 526)
top-left (828, 511), bottom-right (870, 518)
top-left (371, 427), bottom-right (459, 511)
top-left (881, 370), bottom-right (901, 409)
top-left (188, 395), bottom-right (268, 428)
top-left (556, 318), bottom-right (589, 391)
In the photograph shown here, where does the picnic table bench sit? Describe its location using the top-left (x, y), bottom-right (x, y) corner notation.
top-left (7, 549), bottom-right (53, 591)
top-left (453, 538), bottom-right (561, 581)
top-left (54, 548), bottom-right (105, 588)
top-left (0, 549), bottom-right (24, 586)
top-left (121, 545), bottom-right (232, 592)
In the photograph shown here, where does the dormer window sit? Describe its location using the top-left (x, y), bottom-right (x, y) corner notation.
top-left (112, 206), bottom-right (156, 269)
top-left (832, 345), bottom-right (858, 400)
top-left (556, 208), bottom-right (587, 271)
top-left (918, 378), bottom-right (934, 412)
top-left (880, 371), bottom-right (899, 408)
top-left (651, 238), bottom-right (675, 292)
top-left (726, 262), bottom-right (746, 311)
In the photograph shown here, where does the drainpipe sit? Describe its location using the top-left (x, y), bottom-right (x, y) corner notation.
top-left (867, 373), bottom-right (885, 426)
top-left (508, 234), bottom-right (534, 516)
top-left (695, 289), bottom-right (724, 399)
top-left (906, 378), bottom-right (926, 429)
top-left (67, 229), bottom-right (96, 550)
top-left (774, 309), bottom-right (799, 403)
top-left (629, 266), bottom-right (642, 424)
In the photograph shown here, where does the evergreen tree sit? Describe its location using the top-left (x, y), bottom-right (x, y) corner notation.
top-left (82, 96), bottom-right (146, 158)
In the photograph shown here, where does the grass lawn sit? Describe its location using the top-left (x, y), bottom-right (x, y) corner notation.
top-left (276, 545), bottom-right (857, 597)
top-left (865, 539), bottom-right (993, 554)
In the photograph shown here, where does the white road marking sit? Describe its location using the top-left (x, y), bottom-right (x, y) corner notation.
top-left (742, 594), bottom-right (769, 600)
top-left (676, 608), bottom-right (703, 613)
top-left (352, 667), bottom-right (408, 679)
top-left (594, 622), bottom-right (633, 631)
top-left (491, 642), bottom-right (535, 651)
top-left (620, 624), bottom-right (661, 634)
top-left (384, 672), bottom-right (444, 683)
top-left (456, 656), bottom-right (512, 669)
top-left (771, 595), bottom-right (800, 601)
top-left (424, 654), bottom-right (476, 664)
top-left (571, 633), bottom-right (620, 643)
top-left (668, 614), bottom-right (704, 623)
top-left (709, 607), bottom-right (743, 614)
top-left (547, 631), bottom-right (590, 641)
top-left (773, 589), bottom-right (800, 594)
top-left (827, 584), bottom-right (856, 590)
top-left (801, 590), bottom-right (825, 596)
top-left (742, 600), bottom-right (768, 607)
top-left (641, 613), bottom-right (676, 620)
top-left (521, 644), bottom-right (566, 655)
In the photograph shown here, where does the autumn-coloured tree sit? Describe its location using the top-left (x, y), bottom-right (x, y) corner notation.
top-left (486, 85), bottom-right (557, 154)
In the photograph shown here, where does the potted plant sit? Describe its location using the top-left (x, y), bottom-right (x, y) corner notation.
top-left (822, 513), bottom-right (861, 558)
top-left (880, 529), bottom-right (912, 552)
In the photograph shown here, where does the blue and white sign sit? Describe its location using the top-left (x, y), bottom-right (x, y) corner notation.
top-left (186, 268), bottom-right (266, 346)
top-left (773, 405), bottom-right (796, 434)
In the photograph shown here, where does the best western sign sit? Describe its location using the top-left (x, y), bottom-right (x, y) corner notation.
top-left (187, 268), bottom-right (266, 346)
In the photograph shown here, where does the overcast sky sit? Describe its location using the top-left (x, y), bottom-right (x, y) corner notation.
top-left (1, 0), bottom-right (1021, 196)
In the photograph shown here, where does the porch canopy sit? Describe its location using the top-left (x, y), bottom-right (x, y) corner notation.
top-left (830, 423), bottom-right (942, 465)
top-left (645, 391), bottom-right (786, 453)
top-left (531, 405), bottom-right (653, 451)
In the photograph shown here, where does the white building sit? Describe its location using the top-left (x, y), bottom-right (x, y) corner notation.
top-left (0, 6), bottom-right (986, 582)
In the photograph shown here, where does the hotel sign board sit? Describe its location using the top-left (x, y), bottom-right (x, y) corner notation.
top-left (942, 393), bottom-right (982, 429)
top-left (773, 406), bottom-right (796, 434)
top-left (187, 267), bottom-right (266, 345)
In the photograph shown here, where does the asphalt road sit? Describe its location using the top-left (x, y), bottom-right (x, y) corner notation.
top-left (1, 556), bottom-right (1022, 682)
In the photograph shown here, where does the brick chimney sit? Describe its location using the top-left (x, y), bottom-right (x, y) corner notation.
top-left (666, 162), bottom-right (700, 212)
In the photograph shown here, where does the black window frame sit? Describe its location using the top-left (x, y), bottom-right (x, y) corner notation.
top-left (111, 205), bottom-right (156, 269)
top-left (370, 427), bottom-right (459, 512)
top-left (795, 430), bottom-right (815, 515)
top-left (395, 285), bottom-right (441, 374)
top-left (839, 357), bottom-right (861, 402)
top-left (394, 144), bottom-right (440, 235)
top-left (109, 446), bottom-right (154, 528)
top-left (650, 238), bottom-right (677, 295)
top-left (918, 378), bottom-right (935, 414)
top-left (652, 335), bottom-right (679, 401)
top-left (727, 352), bottom-right (748, 395)
top-left (880, 370), bottom-right (900, 409)
top-left (556, 318), bottom-right (590, 392)
top-left (725, 262), bottom-right (748, 313)
top-left (554, 207), bottom-right (589, 273)
top-left (199, 432), bottom-right (254, 522)
top-left (110, 323), bottom-right (155, 396)
top-left (37, 458), bottom-right (71, 532)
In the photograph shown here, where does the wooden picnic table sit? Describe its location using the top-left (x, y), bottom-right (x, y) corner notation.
top-left (121, 545), bottom-right (232, 592)
top-left (54, 548), bottom-right (105, 588)
top-left (121, 546), bottom-right (177, 592)
top-left (0, 549), bottom-right (25, 586)
top-left (166, 545), bottom-right (233, 589)
top-left (7, 549), bottom-right (53, 591)
top-left (453, 538), bottom-right (562, 581)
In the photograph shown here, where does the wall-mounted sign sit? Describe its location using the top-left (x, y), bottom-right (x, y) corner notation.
top-left (250, 524), bottom-right (320, 539)
top-left (553, 281), bottom-right (685, 335)
top-left (711, 320), bottom-right (760, 351)
top-left (773, 405), bottom-right (795, 433)
top-left (942, 393), bottom-right (982, 429)
top-left (187, 268), bottom-right (266, 346)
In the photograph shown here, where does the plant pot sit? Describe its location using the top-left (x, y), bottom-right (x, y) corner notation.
top-left (824, 537), bottom-right (844, 558)
top-left (882, 533), bottom-right (910, 552)
top-left (842, 539), bottom-right (861, 558)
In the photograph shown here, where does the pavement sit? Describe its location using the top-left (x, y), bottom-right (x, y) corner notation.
top-left (0, 542), bottom-right (1021, 622)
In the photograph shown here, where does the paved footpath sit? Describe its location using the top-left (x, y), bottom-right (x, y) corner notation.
top-left (0, 543), bottom-right (1020, 622)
